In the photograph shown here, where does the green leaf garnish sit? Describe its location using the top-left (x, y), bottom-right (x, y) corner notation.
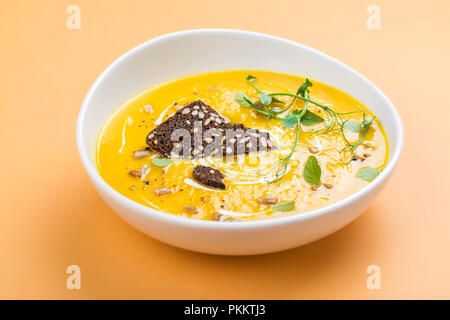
top-left (237, 75), bottom-right (379, 182)
top-left (341, 114), bottom-right (376, 161)
top-left (282, 112), bottom-right (299, 128)
top-left (259, 93), bottom-right (272, 106)
top-left (235, 92), bottom-right (254, 108)
top-left (246, 75), bottom-right (256, 82)
top-left (362, 113), bottom-right (375, 128)
top-left (300, 110), bottom-right (324, 125)
top-left (259, 79), bottom-right (313, 183)
top-left (271, 201), bottom-right (295, 212)
top-left (343, 120), bottom-right (362, 133)
top-left (303, 155), bottom-right (322, 185)
top-left (357, 167), bottom-right (379, 181)
top-left (152, 158), bottom-right (172, 167)
top-left (297, 78), bottom-right (313, 97)
top-left (245, 75), bottom-right (284, 104)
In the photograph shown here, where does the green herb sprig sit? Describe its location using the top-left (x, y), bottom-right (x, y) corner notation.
top-left (235, 75), bottom-right (377, 183)
top-left (258, 78), bottom-right (312, 183)
top-left (340, 113), bottom-right (376, 162)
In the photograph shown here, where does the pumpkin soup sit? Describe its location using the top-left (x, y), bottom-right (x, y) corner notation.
top-left (96, 70), bottom-right (388, 221)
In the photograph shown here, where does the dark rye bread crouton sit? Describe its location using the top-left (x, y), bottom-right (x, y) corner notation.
top-left (193, 165), bottom-right (225, 189)
top-left (146, 100), bottom-right (273, 158)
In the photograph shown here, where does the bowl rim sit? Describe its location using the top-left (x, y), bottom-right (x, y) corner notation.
top-left (76, 28), bottom-right (404, 230)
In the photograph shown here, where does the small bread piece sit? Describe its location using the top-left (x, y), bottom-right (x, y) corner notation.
top-left (192, 165), bottom-right (226, 189)
top-left (146, 100), bottom-right (272, 158)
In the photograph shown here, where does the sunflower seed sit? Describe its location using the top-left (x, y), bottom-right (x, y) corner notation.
top-left (153, 188), bottom-right (172, 196)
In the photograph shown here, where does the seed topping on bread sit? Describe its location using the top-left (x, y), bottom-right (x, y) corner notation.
top-left (146, 100), bottom-right (273, 158)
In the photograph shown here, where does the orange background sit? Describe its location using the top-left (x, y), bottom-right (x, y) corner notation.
top-left (1, 0), bottom-right (449, 299)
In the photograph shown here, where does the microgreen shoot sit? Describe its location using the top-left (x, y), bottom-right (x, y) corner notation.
top-left (341, 113), bottom-right (376, 162)
top-left (235, 92), bottom-right (254, 108)
top-left (259, 79), bottom-right (312, 183)
top-left (234, 75), bottom-right (377, 182)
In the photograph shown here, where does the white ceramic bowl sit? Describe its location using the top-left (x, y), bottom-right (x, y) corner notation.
top-left (77, 29), bottom-right (403, 255)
